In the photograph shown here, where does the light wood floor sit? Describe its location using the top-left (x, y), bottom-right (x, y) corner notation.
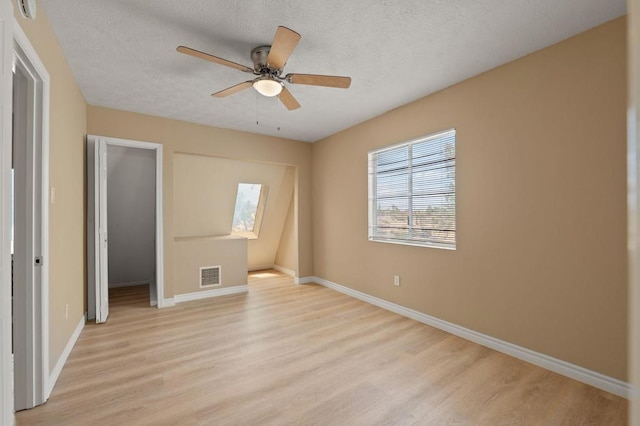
top-left (16, 271), bottom-right (627, 425)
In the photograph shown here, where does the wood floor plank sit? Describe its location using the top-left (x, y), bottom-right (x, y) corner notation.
top-left (15, 271), bottom-right (627, 425)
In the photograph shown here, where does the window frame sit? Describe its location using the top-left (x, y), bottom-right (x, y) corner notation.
top-left (368, 128), bottom-right (456, 250)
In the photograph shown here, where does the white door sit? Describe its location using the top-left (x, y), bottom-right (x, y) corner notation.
top-left (95, 139), bottom-right (109, 323)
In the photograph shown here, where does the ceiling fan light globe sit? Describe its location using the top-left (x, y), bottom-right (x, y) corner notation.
top-left (253, 78), bottom-right (283, 97)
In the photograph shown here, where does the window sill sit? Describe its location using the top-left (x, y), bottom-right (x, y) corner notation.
top-left (232, 231), bottom-right (258, 240)
top-left (368, 237), bottom-right (456, 251)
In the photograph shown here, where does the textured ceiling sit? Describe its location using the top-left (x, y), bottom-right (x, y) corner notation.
top-left (40, 0), bottom-right (626, 142)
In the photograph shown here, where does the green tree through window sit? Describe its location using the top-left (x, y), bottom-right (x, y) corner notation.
top-left (232, 183), bottom-right (262, 232)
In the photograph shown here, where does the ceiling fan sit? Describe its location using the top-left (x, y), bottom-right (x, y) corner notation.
top-left (177, 26), bottom-right (351, 111)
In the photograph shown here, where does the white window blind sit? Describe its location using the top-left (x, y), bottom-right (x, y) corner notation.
top-left (368, 129), bottom-right (456, 249)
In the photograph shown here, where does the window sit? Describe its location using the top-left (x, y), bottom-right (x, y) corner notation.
top-left (232, 183), bottom-right (268, 238)
top-left (368, 129), bottom-right (456, 249)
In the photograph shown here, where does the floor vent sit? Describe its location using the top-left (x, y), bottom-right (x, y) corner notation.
top-left (200, 266), bottom-right (221, 287)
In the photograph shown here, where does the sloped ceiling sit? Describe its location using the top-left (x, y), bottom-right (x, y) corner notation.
top-left (41, 0), bottom-right (626, 142)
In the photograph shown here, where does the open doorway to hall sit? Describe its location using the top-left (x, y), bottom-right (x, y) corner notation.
top-left (98, 145), bottom-right (157, 319)
top-left (87, 136), bottom-right (164, 323)
top-left (108, 284), bottom-right (152, 316)
top-left (105, 145), bottom-right (157, 307)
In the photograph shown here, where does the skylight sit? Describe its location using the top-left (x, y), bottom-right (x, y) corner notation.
top-left (232, 183), bottom-right (267, 238)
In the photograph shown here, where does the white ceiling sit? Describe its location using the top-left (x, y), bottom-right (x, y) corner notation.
top-left (40, 0), bottom-right (626, 142)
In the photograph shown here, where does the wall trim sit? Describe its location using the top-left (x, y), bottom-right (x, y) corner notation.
top-left (248, 265), bottom-right (274, 272)
top-left (161, 298), bottom-right (175, 308)
top-left (108, 280), bottom-right (150, 289)
top-left (273, 265), bottom-right (295, 277)
top-left (47, 314), bottom-right (85, 398)
top-left (300, 276), bottom-right (633, 398)
top-left (168, 285), bottom-right (248, 305)
top-left (295, 276), bottom-right (314, 285)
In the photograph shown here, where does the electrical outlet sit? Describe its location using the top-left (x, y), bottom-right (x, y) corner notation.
top-left (393, 275), bottom-right (400, 286)
top-left (65, 304), bottom-right (69, 320)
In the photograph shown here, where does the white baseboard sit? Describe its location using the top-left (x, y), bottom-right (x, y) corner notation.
top-left (167, 285), bottom-right (248, 305)
top-left (248, 265), bottom-right (274, 272)
top-left (273, 265), bottom-right (295, 277)
top-left (47, 314), bottom-right (85, 398)
top-left (108, 280), bottom-right (151, 288)
top-left (295, 276), bottom-right (314, 285)
top-left (301, 276), bottom-right (632, 398)
top-left (159, 298), bottom-right (175, 308)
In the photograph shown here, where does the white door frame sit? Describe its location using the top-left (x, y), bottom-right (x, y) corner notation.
top-left (87, 135), bottom-right (164, 318)
top-left (12, 32), bottom-right (49, 409)
top-left (0, 2), bottom-right (13, 421)
top-left (629, 0), bottom-right (640, 423)
top-left (12, 15), bottom-right (49, 411)
top-left (1, 5), bottom-right (50, 420)
top-left (13, 17), bottom-right (50, 407)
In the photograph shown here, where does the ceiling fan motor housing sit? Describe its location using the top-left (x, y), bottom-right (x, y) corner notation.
top-left (16, 0), bottom-right (36, 19)
top-left (251, 46), bottom-right (279, 75)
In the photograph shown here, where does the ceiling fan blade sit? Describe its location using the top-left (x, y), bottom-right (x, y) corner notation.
top-left (177, 46), bottom-right (253, 73)
top-left (267, 26), bottom-right (301, 70)
top-left (286, 73), bottom-right (351, 89)
top-left (212, 81), bottom-right (253, 98)
top-left (278, 87), bottom-right (301, 110)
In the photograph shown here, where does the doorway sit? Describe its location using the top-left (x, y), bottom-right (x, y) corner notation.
top-left (87, 135), bottom-right (164, 323)
top-left (11, 24), bottom-right (50, 410)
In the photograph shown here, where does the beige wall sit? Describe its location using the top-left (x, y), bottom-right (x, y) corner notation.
top-left (312, 18), bottom-right (628, 380)
top-left (275, 196), bottom-right (297, 273)
top-left (173, 153), bottom-right (294, 271)
top-left (87, 106), bottom-right (313, 298)
top-left (174, 236), bottom-right (247, 294)
top-left (15, 7), bottom-right (88, 371)
top-left (245, 165), bottom-right (294, 270)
